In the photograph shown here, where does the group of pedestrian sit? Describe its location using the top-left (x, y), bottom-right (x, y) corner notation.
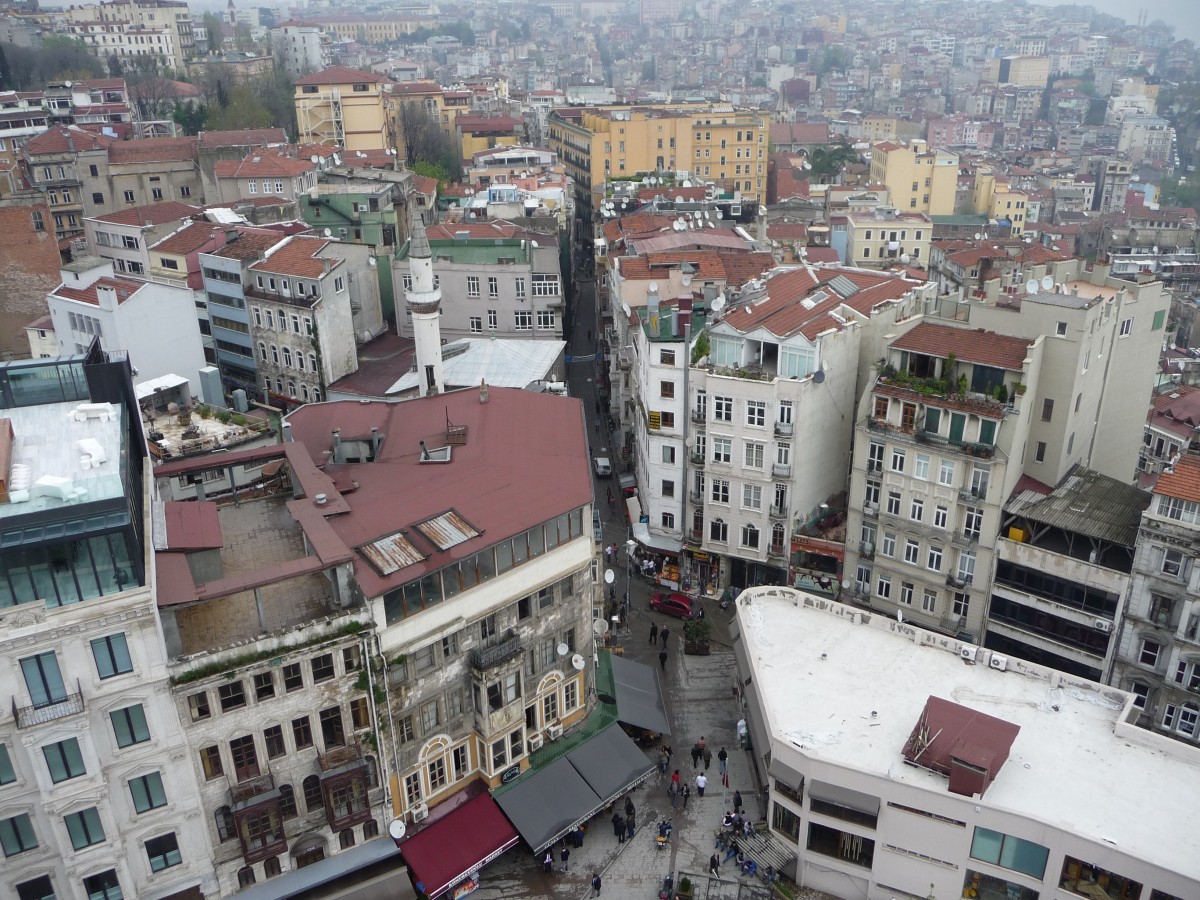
top-left (690, 737), bottom-right (713, 770)
top-left (667, 769), bottom-right (691, 809)
top-left (610, 796), bottom-right (638, 844)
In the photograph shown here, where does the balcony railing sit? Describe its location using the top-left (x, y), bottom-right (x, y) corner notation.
top-left (863, 503), bottom-right (879, 518)
top-left (767, 544), bottom-right (787, 560)
top-left (13, 681), bottom-right (85, 729)
top-left (690, 409), bottom-right (707, 424)
top-left (774, 421), bottom-right (794, 436)
top-left (859, 541), bottom-right (875, 559)
top-left (867, 460), bottom-right (882, 474)
top-left (772, 463), bottom-right (792, 478)
top-left (946, 574), bottom-right (973, 589)
top-left (958, 487), bottom-right (984, 503)
top-left (769, 505), bottom-right (788, 520)
top-left (689, 489), bottom-right (703, 503)
top-left (688, 528), bottom-right (703, 544)
top-left (952, 531), bottom-right (979, 548)
top-left (690, 452), bottom-right (705, 466)
top-left (617, 349), bottom-right (632, 370)
top-left (470, 632), bottom-right (523, 670)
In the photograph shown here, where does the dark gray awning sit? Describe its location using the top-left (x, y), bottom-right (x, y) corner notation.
top-left (808, 779), bottom-right (881, 815)
top-left (494, 725), bottom-right (655, 853)
top-left (609, 654), bottom-right (671, 736)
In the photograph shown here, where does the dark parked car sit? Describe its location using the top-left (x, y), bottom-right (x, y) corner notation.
top-left (650, 592), bottom-right (694, 619)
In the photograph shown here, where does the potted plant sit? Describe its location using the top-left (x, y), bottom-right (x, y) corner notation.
top-left (683, 618), bottom-right (712, 655)
top-left (677, 875), bottom-right (694, 899)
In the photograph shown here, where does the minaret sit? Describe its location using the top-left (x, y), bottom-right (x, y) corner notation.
top-left (405, 215), bottom-right (445, 397)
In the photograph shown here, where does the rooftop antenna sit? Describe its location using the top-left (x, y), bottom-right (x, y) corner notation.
top-left (1040, 274), bottom-right (1054, 291)
top-left (1025, 279), bottom-right (1039, 294)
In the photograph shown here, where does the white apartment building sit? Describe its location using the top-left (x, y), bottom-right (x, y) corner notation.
top-left (1118, 116), bottom-right (1175, 166)
top-left (1112, 455), bottom-right (1200, 747)
top-left (733, 586), bottom-right (1199, 900)
top-left (85, 201), bottom-right (198, 278)
top-left (272, 22), bottom-right (332, 77)
top-left (0, 354), bottom-right (218, 900)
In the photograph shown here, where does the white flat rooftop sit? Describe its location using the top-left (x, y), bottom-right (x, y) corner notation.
top-left (737, 587), bottom-right (1200, 879)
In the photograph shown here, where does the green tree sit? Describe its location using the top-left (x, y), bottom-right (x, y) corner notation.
top-left (202, 12), bottom-right (225, 54)
top-left (233, 22), bottom-right (254, 52)
top-left (172, 99), bottom-right (208, 135)
top-left (1159, 175), bottom-right (1200, 209)
top-left (205, 83), bottom-right (272, 130)
top-left (413, 160), bottom-right (455, 189)
top-left (807, 141), bottom-right (860, 182)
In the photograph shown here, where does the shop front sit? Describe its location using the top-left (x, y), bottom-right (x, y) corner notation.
top-left (790, 533), bottom-right (844, 597)
top-left (625, 496), bottom-right (682, 589)
top-left (682, 550), bottom-right (720, 598)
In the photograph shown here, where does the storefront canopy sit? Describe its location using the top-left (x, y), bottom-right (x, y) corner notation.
top-left (627, 496), bottom-right (683, 554)
top-left (609, 653), bottom-right (671, 736)
top-left (495, 724), bottom-right (655, 853)
top-left (400, 792), bottom-right (519, 899)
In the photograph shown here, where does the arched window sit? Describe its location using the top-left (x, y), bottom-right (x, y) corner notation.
top-left (258, 342), bottom-right (267, 361)
top-left (287, 380), bottom-right (297, 398)
top-left (276, 378), bottom-right (283, 394)
top-left (312, 389), bottom-right (321, 403)
top-left (339, 828), bottom-right (355, 849)
top-left (215, 806), bottom-right (235, 841)
top-left (308, 352), bottom-right (317, 372)
top-left (297, 353), bottom-right (305, 371)
top-left (271, 345), bottom-right (279, 365)
top-left (278, 783), bottom-right (297, 819)
top-left (303, 774), bottom-right (323, 812)
top-left (264, 857), bottom-right (281, 878)
top-left (238, 867), bottom-right (256, 888)
top-left (772, 522), bottom-right (786, 547)
top-left (301, 384), bottom-right (309, 402)
top-left (282, 347), bottom-right (292, 367)
top-left (363, 819), bottom-right (379, 840)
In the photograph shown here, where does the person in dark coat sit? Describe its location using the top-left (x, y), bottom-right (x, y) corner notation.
top-left (625, 811), bottom-right (635, 839)
top-left (717, 747), bottom-right (728, 775)
top-left (561, 846), bottom-right (571, 871)
top-left (624, 797), bottom-right (635, 817)
top-left (703, 746), bottom-right (713, 770)
top-left (733, 789), bottom-right (743, 810)
top-left (708, 853), bottom-right (720, 877)
top-left (612, 811), bottom-right (625, 843)
top-left (591, 872), bottom-right (602, 896)
top-left (660, 626), bottom-right (670, 647)
top-left (691, 744), bottom-right (702, 767)
top-left (649, 622), bottom-right (659, 644)
top-left (659, 648), bottom-right (668, 670)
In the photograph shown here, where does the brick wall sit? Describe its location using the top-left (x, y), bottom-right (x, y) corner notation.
top-left (0, 200), bottom-right (63, 360)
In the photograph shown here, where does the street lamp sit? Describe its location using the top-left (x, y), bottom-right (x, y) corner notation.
top-left (625, 538), bottom-right (636, 616)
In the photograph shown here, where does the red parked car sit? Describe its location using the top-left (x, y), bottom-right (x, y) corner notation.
top-left (650, 592), bottom-right (694, 619)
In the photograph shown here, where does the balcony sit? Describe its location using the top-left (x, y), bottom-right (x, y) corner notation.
top-left (13, 681), bottom-right (85, 729)
top-left (772, 463), bottom-right (792, 479)
top-left (318, 745), bottom-right (373, 831)
top-left (690, 409), bottom-right (707, 425)
top-left (952, 531), bottom-right (979, 548)
top-left (689, 488), bottom-right (703, 503)
top-left (958, 487), bottom-right (984, 503)
top-left (774, 421), bottom-right (794, 436)
top-left (688, 528), bottom-right (703, 545)
top-left (866, 460), bottom-right (882, 475)
top-left (859, 541), bottom-right (875, 559)
top-left (863, 503), bottom-right (879, 518)
top-left (769, 505), bottom-right (788, 520)
top-left (470, 631), bottom-right (523, 670)
top-left (617, 348), bottom-right (632, 370)
top-left (690, 452), bottom-right (705, 467)
top-left (946, 574), bottom-right (972, 589)
top-left (767, 545), bottom-right (787, 561)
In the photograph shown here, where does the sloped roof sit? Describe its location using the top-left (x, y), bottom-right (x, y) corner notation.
top-left (214, 151), bottom-right (316, 179)
top-left (1005, 466), bottom-right (1148, 545)
top-left (93, 201), bottom-right (197, 227)
top-left (24, 125), bottom-right (115, 155)
top-left (1155, 455), bottom-right (1200, 504)
top-left (53, 276), bottom-right (145, 306)
top-left (769, 121), bottom-right (830, 145)
top-left (249, 235), bottom-right (333, 278)
top-left (295, 66), bottom-right (390, 86)
top-left (891, 321), bottom-right (1034, 371)
top-left (198, 128), bottom-right (288, 149)
top-left (152, 221), bottom-right (227, 256)
top-left (108, 137), bottom-right (197, 164)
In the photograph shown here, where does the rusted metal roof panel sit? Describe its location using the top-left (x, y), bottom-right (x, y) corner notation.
top-left (415, 510), bottom-right (480, 551)
top-left (359, 530), bottom-right (425, 576)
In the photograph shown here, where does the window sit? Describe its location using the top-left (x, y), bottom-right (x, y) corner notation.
top-left (714, 395), bottom-right (733, 421)
top-left (934, 505), bottom-right (948, 529)
top-left (469, 316), bottom-right (482, 333)
top-left (1120, 317), bottom-right (1133, 337)
top-left (152, 187), bottom-right (163, 201)
top-left (253, 672), bottom-right (275, 701)
top-left (180, 186), bottom-right (191, 198)
top-left (321, 706), bottom-right (346, 747)
top-left (111, 704), bottom-right (150, 747)
top-left (66, 807), bottom-right (106, 849)
top-left (292, 715), bottom-right (313, 749)
top-left (219, 680), bottom-right (246, 712)
top-left (910, 498), bottom-right (924, 522)
top-left (335, 276), bottom-right (345, 292)
top-left (467, 275), bottom-right (480, 297)
top-left (712, 436), bottom-right (731, 463)
top-left (264, 725), bottom-right (286, 759)
top-left (881, 533), bottom-right (896, 557)
top-left (311, 654), bottom-right (335, 683)
top-left (899, 582), bottom-right (914, 606)
top-left (969, 827), bottom-right (1049, 878)
top-left (283, 663), bottom-right (303, 692)
top-left (515, 310), bottom-right (533, 330)
top-left (1034, 441), bottom-right (1046, 463)
top-left (891, 447), bottom-right (905, 472)
top-left (1, 813), bottom-right (37, 856)
top-left (741, 523), bottom-right (760, 548)
top-left (927, 545), bottom-right (943, 572)
top-left (488, 275), bottom-right (498, 297)
top-left (238, 867), bottom-right (256, 888)
top-left (711, 478), bottom-right (729, 503)
top-left (514, 277), bottom-right (526, 298)
top-left (0, 745), bottom-right (13, 786)
top-left (1139, 639), bottom-right (1162, 667)
top-left (746, 401), bottom-right (766, 426)
top-left (744, 441), bottom-right (764, 468)
top-left (91, 633), bottom-right (132, 679)
top-left (922, 589), bottom-right (937, 613)
top-left (83, 870), bottom-right (123, 900)
top-left (1041, 398), bottom-right (1054, 422)
top-left (536, 309), bottom-right (556, 330)
top-left (21, 651), bottom-right (66, 708)
top-left (964, 507), bottom-right (983, 538)
top-left (351, 697), bottom-right (370, 730)
top-left (44, 738), bottom-right (85, 782)
top-left (938, 459), bottom-right (955, 486)
top-left (742, 484), bottom-right (762, 510)
top-left (904, 540), bottom-right (920, 564)
top-left (663, 479), bottom-right (676, 498)
top-left (123, 190), bottom-right (135, 203)
top-left (303, 774), bottom-right (324, 812)
top-left (887, 491), bottom-right (901, 516)
top-left (129, 773), bottom-right (169, 813)
top-left (710, 518), bottom-right (728, 542)
top-left (953, 592), bottom-right (970, 619)
top-left (914, 453), bottom-right (930, 480)
top-left (877, 573), bottom-right (892, 599)
top-left (230, 734), bottom-right (259, 780)
top-left (487, 309), bottom-right (498, 330)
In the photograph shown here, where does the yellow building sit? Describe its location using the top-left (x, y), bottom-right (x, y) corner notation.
top-left (972, 169), bottom-right (1028, 236)
top-left (867, 140), bottom-right (958, 216)
top-left (547, 104), bottom-right (767, 223)
top-left (295, 66), bottom-right (391, 152)
top-left (843, 209), bottom-right (932, 268)
top-left (984, 55), bottom-right (1050, 89)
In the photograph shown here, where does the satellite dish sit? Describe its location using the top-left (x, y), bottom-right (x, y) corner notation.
top-left (813, 369), bottom-right (826, 384)
top-left (605, 569), bottom-right (616, 584)
top-left (642, 177), bottom-right (651, 185)
top-left (974, 233), bottom-right (983, 240)
top-left (593, 618), bottom-right (610, 636)
top-left (572, 653), bottom-right (586, 671)
top-left (556, 642), bottom-right (569, 657)
top-left (841, 579), bottom-right (851, 590)
top-left (712, 295), bottom-right (726, 312)
top-left (310, 154), bottom-right (320, 164)
top-left (1026, 279), bottom-right (1039, 294)
top-left (708, 221), bottom-right (715, 228)
top-left (682, 180), bottom-right (692, 188)
top-left (1041, 274), bottom-right (1054, 290)
top-left (715, 210), bottom-right (723, 219)
top-left (323, 228), bottom-right (332, 237)
top-left (675, 195), bottom-right (685, 203)
top-left (758, 206), bottom-right (767, 216)
top-left (704, 211), bottom-right (710, 219)
top-left (673, 221), bottom-right (682, 231)
top-left (1153, 245), bottom-right (1160, 254)
top-left (900, 253), bottom-right (910, 264)
top-left (388, 819), bottom-right (407, 840)
top-left (368, 257), bottom-right (377, 267)
top-left (693, 211), bottom-right (702, 220)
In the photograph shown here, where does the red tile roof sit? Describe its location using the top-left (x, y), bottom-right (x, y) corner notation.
top-left (455, 115), bottom-right (523, 133)
top-left (24, 125), bottom-right (115, 155)
top-left (198, 128), bottom-right (288, 148)
top-left (152, 221), bottom-right (228, 256)
top-left (94, 201), bottom-right (197, 227)
top-left (767, 223), bottom-right (809, 241)
top-left (295, 66), bottom-right (390, 86)
top-left (107, 137), bottom-right (197, 164)
top-left (412, 174), bottom-right (438, 195)
top-left (1154, 455), bottom-right (1200, 504)
top-left (891, 322), bottom-right (1034, 371)
top-left (769, 122), bottom-right (830, 145)
top-left (54, 276), bottom-right (144, 306)
top-left (214, 151), bottom-right (316, 179)
top-left (250, 235), bottom-right (334, 278)
top-left (389, 81), bottom-right (443, 95)
top-left (208, 229), bottom-right (286, 261)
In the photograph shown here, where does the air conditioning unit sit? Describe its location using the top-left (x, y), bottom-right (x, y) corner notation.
top-left (989, 654), bottom-right (1008, 672)
top-left (546, 723), bottom-right (564, 741)
top-left (527, 733), bottom-right (544, 751)
top-left (410, 802), bottom-right (429, 822)
top-left (960, 645), bottom-right (979, 663)
top-left (1095, 618), bottom-right (1113, 633)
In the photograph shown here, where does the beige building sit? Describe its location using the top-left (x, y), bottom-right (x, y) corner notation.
top-left (985, 55), bottom-right (1050, 89)
top-left (866, 140), bottom-right (957, 216)
top-left (972, 169), bottom-right (1028, 236)
top-left (843, 208), bottom-right (933, 268)
top-left (296, 66), bottom-right (392, 152)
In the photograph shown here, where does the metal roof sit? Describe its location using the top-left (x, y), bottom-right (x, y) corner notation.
top-left (414, 510), bottom-right (480, 551)
top-left (1005, 466), bottom-right (1148, 546)
top-left (359, 529), bottom-right (425, 575)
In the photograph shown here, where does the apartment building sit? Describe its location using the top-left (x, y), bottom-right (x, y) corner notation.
top-left (148, 221), bottom-right (234, 366)
top-left (842, 208), bottom-right (933, 268)
top-left (733, 586), bottom-right (1199, 900)
top-left (1111, 456), bottom-right (1200, 747)
top-left (246, 235), bottom-right (384, 407)
top-left (0, 352), bottom-right (217, 900)
top-left (21, 126), bottom-right (115, 240)
top-left (84, 201), bottom-right (198, 277)
top-left (866, 140), bottom-right (958, 216)
top-left (295, 67), bottom-right (392, 153)
top-left (394, 225), bottom-right (564, 342)
top-left (64, 0), bottom-right (194, 69)
top-left (272, 21), bottom-right (333, 77)
top-left (1118, 116), bottom-right (1175, 166)
top-left (984, 55), bottom-right (1051, 89)
top-left (213, 152), bottom-right (318, 205)
top-left (972, 170), bottom-right (1028, 237)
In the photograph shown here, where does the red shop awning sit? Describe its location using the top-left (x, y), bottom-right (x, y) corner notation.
top-left (399, 792), bottom-right (519, 898)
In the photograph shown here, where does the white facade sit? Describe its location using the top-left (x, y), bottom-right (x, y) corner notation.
top-left (273, 23), bottom-right (331, 77)
top-left (734, 586), bottom-right (1200, 900)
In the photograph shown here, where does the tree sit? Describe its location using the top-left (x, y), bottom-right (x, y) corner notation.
top-left (397, 100), bottom-right (458, 174)
top-left (807, 141), bottom-right (860, 183)
top-left (205, 83), bottom-right (272, 130)
top-left (202, 12), bottom-right (224, 54)
top-left (413, 160), bottom-right (455, 189)
top-left (172, 99), bottom-right (207, 135)
top-left (233, 23), bottom-right (254, 52)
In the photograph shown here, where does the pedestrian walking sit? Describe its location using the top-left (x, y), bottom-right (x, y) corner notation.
top-left (660, 626), bottom-right (670, 647)
top-left (718, 747), bottom-right (728, 775)
top-left (605, 544), bottom-right (613, 563)
top-left (703, 747), bottom-right (712, 770)
top-left (612, 811), bottom-right (624, 843)
top-left (696, 772), bottom-right (708, 797)
top-left (671, 769), bottom-right (681, 792)
top-left (543, 850), bottom-right (554, 873)
top-left (561, 846), bottom-right (570, 872)
top-left (708, 853), bottom-right (721, 877)
top-left (591, 872), bottom-right (602, 896)
top-left (697, 735), bottom-right (707, 751)
top-left (649, 622), bottom-right (659, 644)
top-left (594, 397), bottom-right (601, 415)
top-left (682, 784), bottom-right (691, 807)
top-left (594, 415), bottom-right (601, 430)
top-left (587, 327), bottom-right (593, 341)
top-left (690, 744), bottom-right (701, 767)
top-left (626, 812), bottom-right (636, 839)
top-left (733, 789), bottom-right (742, 810)
top-left (659, 648), bottom-right (668, 670)
top-left (624, 797), bottom-right (635, 817)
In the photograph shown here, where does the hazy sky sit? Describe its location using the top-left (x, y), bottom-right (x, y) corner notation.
top-left (1030, 0), bottom-right (1198, 45)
